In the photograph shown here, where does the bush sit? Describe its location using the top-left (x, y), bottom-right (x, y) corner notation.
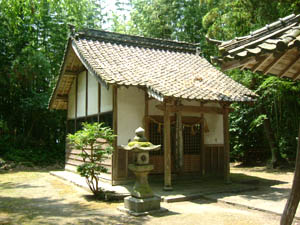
top-left (67, 122), bottom-right (116, 198)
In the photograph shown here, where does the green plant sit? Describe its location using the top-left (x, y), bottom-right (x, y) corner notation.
top-left (67, 122), bottom-right (115, 197)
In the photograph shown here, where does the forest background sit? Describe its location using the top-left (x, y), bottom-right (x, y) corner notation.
top-left (0, 0), bottom-right (299, 167)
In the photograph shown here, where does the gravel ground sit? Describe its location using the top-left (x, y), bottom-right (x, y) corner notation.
top-left (0, 167), bottom-right (296, 225)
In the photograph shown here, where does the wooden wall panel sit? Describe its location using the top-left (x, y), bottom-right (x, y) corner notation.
top-left (115, 148), bottom-right (127, 179)
top-left (64, 140), bottom-right (113, 181)
top-left (204, 144), bottom-right (224, 176)
top-left (150, 155), bottom-right (164, 174)
top-left (183, 154), bottom-right (201, 173)
top-left (148, 146), bottom-right (224, 175)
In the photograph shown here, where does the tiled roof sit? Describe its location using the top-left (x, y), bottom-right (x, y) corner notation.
top-left (209, 14), bottom-right (300, 81)
top-left (49, 29), bottom-right (256, 109)
top-left (216, 14), bottom-right (300, 60)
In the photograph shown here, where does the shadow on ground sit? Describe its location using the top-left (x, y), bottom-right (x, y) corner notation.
top-left (0, 195), bottom-right (149, 224)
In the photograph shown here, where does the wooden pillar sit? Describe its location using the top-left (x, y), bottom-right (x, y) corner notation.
top-left (112, 86), bottom-right (118, 184)
top-left (223, 105), bottom-right (230, 183)
top-left (200, 102), bottom-right (205, 176)
top-left (85, 71), bottom-right (88, 119)
top-left (164, 103), bottom-right (173, 190)
top-left (175, 106), bottom-right (183, 173)
top-left (74, 75), bottom-right (78, 131)
top-left (97, 83), bottom-right (101, 122)
top-left (281, 123), bottom-right (300, 225)
top-left (144, 92), bottom-right (149, 140)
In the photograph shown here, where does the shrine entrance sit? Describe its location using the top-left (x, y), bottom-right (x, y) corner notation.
top-left (148, 116), bottom-right (202, 174)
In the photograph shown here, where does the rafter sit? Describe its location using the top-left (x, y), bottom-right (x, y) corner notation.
top-left (240, 64), bottom-right (248, 70)
top-left (64, 71), bottom-right (78, 78)
top-left (292, 70), bottom-right (300, 81)
top-left (221, 56), bottom-right (257, 71)
top-left (56, 94), bottom-right (68, 102)
top-left (252, 54), bottom-right (273, 73)
top-left (263, 52), bottom-right (287, 75)
top-left (279, 54), bottom-right (300, 78)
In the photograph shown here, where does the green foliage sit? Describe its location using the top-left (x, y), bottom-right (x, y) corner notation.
top-left (249, 115), bottom-right (267, 132)
top-left (68, 123), bottom-right (115, 197)
top-left (229, 71), bottom-right (300, 163)
top-left (202, 0), bottom-right (293, 41)
top-left (120, 0), bottom-right (216, 58)
top-left (0, 0), bottom-right (104, 166)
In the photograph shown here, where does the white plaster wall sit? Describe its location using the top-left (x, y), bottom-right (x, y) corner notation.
top-left (67, 79), bottom-right (76, 119)
top-left (77, 71), bottom-right (86, 117)
top-left (182, 100), bottom-right (224, 144)
top-left (200, 102), bottom-right (224, 144)
top-left (101, 85), bottom-right (113, 113)
top-left (117, 87), bottom-right (145, 146)
top-left (204, 113), bottom-right (224, 145)
top-left (87, 72), bottom-right (98, 115)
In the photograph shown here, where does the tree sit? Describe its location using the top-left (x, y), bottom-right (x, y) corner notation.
top-left (0, 0), bottom-right (104, 166)
top-left (67, 123), bottom-right (115, 197)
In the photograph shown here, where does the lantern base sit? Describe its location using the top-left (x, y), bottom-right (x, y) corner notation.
top-left (123, 196), bottom-right (161, 214)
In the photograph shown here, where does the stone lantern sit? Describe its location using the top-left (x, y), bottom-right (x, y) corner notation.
top-left (120, 127), bottom-right (164, 216)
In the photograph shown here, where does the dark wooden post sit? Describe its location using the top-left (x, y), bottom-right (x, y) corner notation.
top-left (223, 105), bottom-right (230, 183)
top-left (144, 92), bottom-right (149, 140)
top-left (200, 102), bottom-right (205, 176)
top-left (85, 70), bottom-right (88, 119)
top-left (97, 83), bottom-right (101, 122)
top-left (74, 75), bottom-right (78, 131)
top-left (164, 103), bottom-right (173, 190)
top-left (112, 86), bottom-right (118, 184)
top-left (175, 109), bottom-right (183, 173)
top-left (281, 124), bottom-right (300, 225)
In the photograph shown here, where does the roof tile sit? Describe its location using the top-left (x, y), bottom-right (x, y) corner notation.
top-left (50, 29), bottom-right (256, 109)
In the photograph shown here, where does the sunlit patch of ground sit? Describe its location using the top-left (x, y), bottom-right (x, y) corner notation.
top-left (0, 167), bottom-right (295, 224)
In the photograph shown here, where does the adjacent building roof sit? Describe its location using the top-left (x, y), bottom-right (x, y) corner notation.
top-left (209, 14), bottom-right (300, 81)
top-left (49, 29), bottom-right (256, 110)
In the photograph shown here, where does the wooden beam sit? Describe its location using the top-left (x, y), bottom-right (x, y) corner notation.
top-left (292, 71), bottom-right (300, 81)
top-left (200, 102), bottom-right (205, 176)
top-left (252, 54), bottom-right (273, 73)
top-left (221, 56), bottom-right (257, 71)
top-left (144, 92), bottom-right (149, 140)
top-left (98, 83), bottom-right (101, 122)
top-left (223, 105), bottom-right (230, 184)
top-left (263, 52), bottom-right (287, 75)
top-left (75, 75), bottom-right (78, 131)
top-left (56, 95), bottom-right (68, 101)
top-left (85, 70), bottom-right (88, 119)
top-left (156, 104), bottom-right (231, 114)
top-left (240, 64), bottom-right (248, 70)
top-left (64, 71), bottom-right (78, 78)
top-left (164, 102), bottom-right (173, 191)
top-left (112, 86), bottom-right (118, 183)
top-left (279, 55), bottom-right (300, 78)
top-left (175, 101), bottom-right (183, 173)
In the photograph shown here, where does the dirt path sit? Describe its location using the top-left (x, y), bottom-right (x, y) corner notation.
top-left (0, 168), bottom-right (293, 224)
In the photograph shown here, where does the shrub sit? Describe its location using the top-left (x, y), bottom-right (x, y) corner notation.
top-left (67, 122), bottom-right (115, 198)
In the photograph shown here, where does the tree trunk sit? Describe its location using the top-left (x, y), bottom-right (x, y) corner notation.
top-left (260, 107), bottom-right (282, 168)
top-left (280, 124), bottom-right (300, 225)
